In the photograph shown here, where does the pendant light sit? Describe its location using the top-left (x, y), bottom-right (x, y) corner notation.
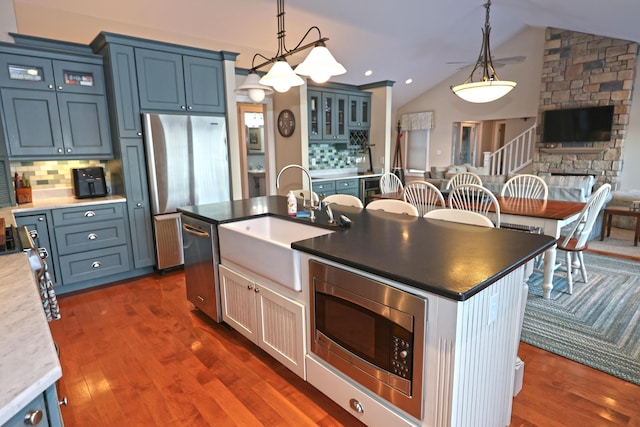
top-left (239, 0), bottom-right (345, 99)
top-left (234, 70), bottom-right (274, 102)
top-left (451, 0), bottom-right (516, 103)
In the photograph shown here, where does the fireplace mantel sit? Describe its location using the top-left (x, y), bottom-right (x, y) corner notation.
top-left (539, 147), bottom-right (607, 154)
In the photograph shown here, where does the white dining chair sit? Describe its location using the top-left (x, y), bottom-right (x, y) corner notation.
top-left (379, 173), bottom-right (404, 194)
top-left (322, 194), bottom-right (364, 208)
top-left (445, 171), bottom-right (482, 190)
top-left (403, 181), bottom-right (445, 216)
top-left (424, 208), bottom-right (495, 227)
top-left (448, 183), bottom-right (500, 227)
top-left (501, 174), bottom-right (548, 200)
top-left (556, 183), bottom-right (611, 294)
top-left (293, 189), bottom-right (319, 206)
top-left (366, 199), bottom-right (419, 216)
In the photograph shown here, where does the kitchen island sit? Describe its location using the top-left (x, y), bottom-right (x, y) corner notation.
top-left (0, 252), bottom-right (63, 426)
top-left (180, 195), bottom-right (555, 427)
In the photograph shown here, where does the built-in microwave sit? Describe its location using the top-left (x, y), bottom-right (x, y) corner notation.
top-left (309, 260), bottom-right (427, 419)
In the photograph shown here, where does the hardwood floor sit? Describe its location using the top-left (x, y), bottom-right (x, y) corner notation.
top-left (49, 270), bottom-right (640, 427)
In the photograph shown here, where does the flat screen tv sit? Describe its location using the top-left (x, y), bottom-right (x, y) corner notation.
top-left (542, 106), bottom-right (614, 144)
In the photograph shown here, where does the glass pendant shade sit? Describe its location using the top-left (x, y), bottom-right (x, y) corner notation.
top-left (451, 80), bottom-right (516, 103)
top-left (259, 60), bottom-right (305, 93)
top-left (234, 72), bottom-right (274, 102)
top-left (295, 43), bottom-right (346, 84)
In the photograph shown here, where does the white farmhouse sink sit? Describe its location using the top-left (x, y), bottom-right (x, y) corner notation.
top-left (218, 216), bottom-right (334, 291)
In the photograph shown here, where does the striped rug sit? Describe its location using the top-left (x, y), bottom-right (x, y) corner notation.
top-left (522, 252), bottom-right (640, 385)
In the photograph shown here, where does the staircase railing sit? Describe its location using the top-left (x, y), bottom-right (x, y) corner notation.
top-left (483, 124), bottom-right (536, 176)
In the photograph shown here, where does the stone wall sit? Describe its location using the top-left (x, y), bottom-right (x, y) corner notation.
top-left (533, 28), bottom-right (639, 189)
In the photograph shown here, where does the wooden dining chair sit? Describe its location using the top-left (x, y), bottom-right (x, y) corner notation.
top-left (556, 183), bottom-right (611, 294)
top-left (403, 181), bottom-right (445, 216)
top-left (424, 208), bottom-right (495, 227)
top-left (322, 194), bottom-right (364, 208)
top-left (501, 174), bottom-right (548, 200)
top-left (379, 173), bottom-right (404, 194)
top-left (445, 171), bottom-right (482, 190)
top-left (366, 199), bottom-right (419, 216)
top-left (448, 183), bottom-right (501, 227)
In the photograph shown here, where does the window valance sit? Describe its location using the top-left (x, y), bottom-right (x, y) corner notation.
top-left (401, 112), bottom-right (434, 131)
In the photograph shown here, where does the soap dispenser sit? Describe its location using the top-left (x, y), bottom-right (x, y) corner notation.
top-left (287, 191), bottom-right (297, 216)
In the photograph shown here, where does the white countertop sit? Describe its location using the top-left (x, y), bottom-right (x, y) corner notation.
top-left (1, 189), bottom-right (126, 227)
top-left (0, 252), bottom-right (62, 425)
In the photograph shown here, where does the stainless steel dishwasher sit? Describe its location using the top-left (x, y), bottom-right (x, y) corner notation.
top-left (181, 214), bottom-right (222, 322)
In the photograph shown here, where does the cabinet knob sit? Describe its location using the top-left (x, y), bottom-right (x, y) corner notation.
top-left (137, 132), bottom-right (142, 136)
top-left (247, 284), bottom-right (254, 290)
top-left (187, 106), bottom-right (193, 110)
top-left (59, 396), bottom-right (68, 406)
top-left (66, 148), bottom-right (72, 153)
top-left (180, 105), bottom-right (186, 110)
top-left (57, 86), bottom-right (63, 90)
top-left (254, 287), bottom-right (260, 293)
top-left (48, 84), bottom-right (54, 90)
top-left (84, 211), bottom-right (96, 217)
top-left (24, 409), bottom-right (43, 425)
top-left (57, 148), bottom-right (63, 153)
top-left (38, 217), bottom-right (44, 222)
top-left (349, 398), bottom-right (364, 414)
top-left (91, 261), bottom-right (102, 269)
top-left (136, 202), bottom-right (142, 207)
top-left (87, 233), bottom-right (98, 240)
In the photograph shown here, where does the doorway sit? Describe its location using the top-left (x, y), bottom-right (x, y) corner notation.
top-left (451, 121), bottom-right (479, 165)
top-left (238, 103), bottom-right (267, 198)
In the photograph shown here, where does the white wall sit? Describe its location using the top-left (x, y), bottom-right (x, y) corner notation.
top-left (620, 55), bottom-right (640, 190)
top-left (396, 26), bottom-right (545, 168)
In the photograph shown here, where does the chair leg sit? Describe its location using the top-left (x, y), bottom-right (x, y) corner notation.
top-left (565, 251), bottom-right (574, 294)
top-left (577, 251), bottom-right (588, 283)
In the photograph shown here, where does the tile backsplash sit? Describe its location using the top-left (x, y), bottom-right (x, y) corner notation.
top-left (308, 143), bottom-right (365, 171)
top-left (10, 160), bottom-right (110, 189)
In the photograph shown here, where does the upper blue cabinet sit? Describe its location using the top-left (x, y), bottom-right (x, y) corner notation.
top-left (0, 44), bottom-right (113, 159)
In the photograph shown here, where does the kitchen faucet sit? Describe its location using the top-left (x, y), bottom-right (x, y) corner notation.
top-left (276, 164), bottom-right (316, 218)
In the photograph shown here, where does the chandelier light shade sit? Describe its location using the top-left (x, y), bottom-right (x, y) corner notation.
top-left (244, 0), bottom-right (346, 95)
top-left (451, 0), bottom-right (516, 103)
top-left (259, 59), bottom-right (305, 93)
top-left (294, 41), bottom-right (346, 84)
top-left (234, 71), bottom-right (274, 102)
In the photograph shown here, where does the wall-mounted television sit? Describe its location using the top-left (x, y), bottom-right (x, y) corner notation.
top-left (542, 105), bottom-right (614, 144)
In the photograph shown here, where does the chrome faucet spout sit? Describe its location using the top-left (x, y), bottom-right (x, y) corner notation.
top-left (276, 164), bottom-right (315, 209)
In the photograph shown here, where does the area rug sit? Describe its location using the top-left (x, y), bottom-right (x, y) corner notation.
top-left (521, 252), bottom-right (640, 385)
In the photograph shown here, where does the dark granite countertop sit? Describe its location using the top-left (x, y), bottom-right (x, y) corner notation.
top-left (179, 196), bottom-right (555, 301)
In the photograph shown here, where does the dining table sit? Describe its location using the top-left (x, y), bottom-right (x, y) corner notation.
top-left (371, 191), bottom-right (586, 298)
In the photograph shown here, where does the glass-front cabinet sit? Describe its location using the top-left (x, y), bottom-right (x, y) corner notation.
top-left (307, 85), bottom-right (370, 144)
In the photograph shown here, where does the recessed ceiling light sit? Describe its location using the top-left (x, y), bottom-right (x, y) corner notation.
top-left (364, 70), bottom-right (373, 77)
top-left (405, 78), bottom-right (413, 85)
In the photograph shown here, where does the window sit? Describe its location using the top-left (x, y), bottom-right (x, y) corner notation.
top-left (404, 129), bottom-right (430, 173)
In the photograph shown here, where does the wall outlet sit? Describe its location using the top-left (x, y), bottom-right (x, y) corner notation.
top-left (380, 156), bottom-right (385, 165)
top-left (311, 158), bottom-right (316, 166)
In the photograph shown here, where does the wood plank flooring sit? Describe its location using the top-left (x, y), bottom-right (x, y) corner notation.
top-left (48, 269), bottom-right (640, 427)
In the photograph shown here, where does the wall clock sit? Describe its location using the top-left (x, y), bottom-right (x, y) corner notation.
top-left (277, 109), bottom-right (296, 137)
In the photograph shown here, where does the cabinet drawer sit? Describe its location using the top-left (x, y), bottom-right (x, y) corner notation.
top-left (335, 178), bottom-right (358, 191)
top-left (52, 203), bottom-right (124, 226)
top-left (312, 181), bottom-right (335, 194)
top-left (55, 219), bottom-right (127, 255)
top-left (5, 393), bottom-right (49, 427)
top-left (59, 245), bottom-right (130, 285)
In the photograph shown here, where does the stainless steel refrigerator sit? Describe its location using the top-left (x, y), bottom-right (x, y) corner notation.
top-left (143, 113), bottom-right (230, 270)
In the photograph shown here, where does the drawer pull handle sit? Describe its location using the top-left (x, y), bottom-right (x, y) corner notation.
top-left (84, 211), bottom-right (96, 217)
top-left (349, 398), bottom-right (364, 414)
top-left (88, 233), bottom-right (98, 240)
top-left (197, 296), bottom-right (204, 302)
top-left (91, 261), bottom-right (102, 269)
top-left (24, 409), bottom-right (43, 425)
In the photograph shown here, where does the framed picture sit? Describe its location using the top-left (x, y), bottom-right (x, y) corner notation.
top-left (248, 127), bottom-right (263, 152)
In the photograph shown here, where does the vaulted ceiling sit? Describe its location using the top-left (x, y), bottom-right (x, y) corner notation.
top-left (12, 0), bottom-right (640, 110)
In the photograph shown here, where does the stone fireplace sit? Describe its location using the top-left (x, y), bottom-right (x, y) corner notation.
top-left (533, 28), bottom-right (639, 189)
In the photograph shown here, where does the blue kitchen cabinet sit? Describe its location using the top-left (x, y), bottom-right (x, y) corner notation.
top-left (335, 178), bottom-right (359, 197)
top-left (4, 384), bottom-right (63, 427)
top-left (348, 93), bottom-right (371, 129)
top-left (135, 48), bottom-right (225, 114)
top-left (0, 48), bottom-right (113, 160)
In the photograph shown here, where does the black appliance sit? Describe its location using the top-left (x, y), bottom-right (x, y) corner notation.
top-left (72, 167), bottom-right (108, 199)
top-left (542, 105), bottom-right (614, 144)
top-left (359, 175), bottom-right (380, 204)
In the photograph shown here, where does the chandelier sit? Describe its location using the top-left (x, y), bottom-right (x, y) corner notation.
top-left (451, 0), bottom-right (516, 103)
top-left (235, 0), bottom-right (346, 102)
